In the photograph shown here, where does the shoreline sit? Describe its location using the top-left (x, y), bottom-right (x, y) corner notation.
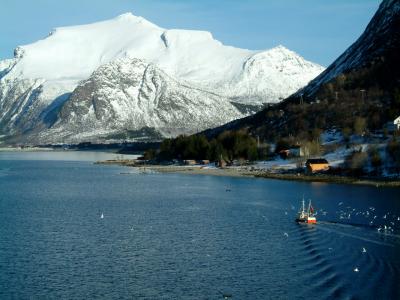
top-left (96, 160), bottom-right (400, 187)
top-left (0, 147), bottom-right (55, 152)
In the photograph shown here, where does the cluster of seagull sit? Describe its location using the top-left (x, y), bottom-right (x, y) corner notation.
top-left (340, 205), bottom-right (398, 233)
top-left (289, 200), bottom-right (399, 235)
top-left (313, 202), bottom-right (399, 234)
top-left (287, 201), bottom-right (400, 274)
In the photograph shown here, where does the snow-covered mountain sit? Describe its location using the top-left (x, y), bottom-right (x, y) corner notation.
top-left (0, 13), bottom-right (324, 144)
top-left (34, 58), bottom-right (243, 143)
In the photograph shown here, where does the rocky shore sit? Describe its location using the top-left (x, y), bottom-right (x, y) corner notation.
top-left (96, 159), bottom-right (400, 187)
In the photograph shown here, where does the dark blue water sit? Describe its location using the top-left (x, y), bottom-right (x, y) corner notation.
top-left (0, 152), bottom-right (399, 299)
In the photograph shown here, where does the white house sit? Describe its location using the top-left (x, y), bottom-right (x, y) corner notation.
top-left (386, 116), bottom-right (400, 133)
top-left (394, 116), bottom-right (400, 130)
top-left (278, 145), bottom-right (309, 158)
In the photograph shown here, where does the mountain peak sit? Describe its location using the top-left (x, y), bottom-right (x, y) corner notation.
top-left (266, 45), bottom-right (297, 57)
top-left (113, 12), bottom-right (157, 27)
top-left (272, 44), bottom-right (290, 51)
top-left (115, 12), bottom-right (137, 20)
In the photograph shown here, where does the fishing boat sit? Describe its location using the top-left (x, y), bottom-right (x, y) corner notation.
top-left (296, 198), bottom-right (316, 224)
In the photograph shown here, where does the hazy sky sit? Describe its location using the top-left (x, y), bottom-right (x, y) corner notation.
top-left (0, 0), bottom-right (380, 66)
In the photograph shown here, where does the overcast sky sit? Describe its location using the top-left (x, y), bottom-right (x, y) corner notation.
top-left (0, 0), bottom-right (381, 66)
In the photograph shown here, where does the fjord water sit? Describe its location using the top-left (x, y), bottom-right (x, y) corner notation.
top-left (0, 152), bottom-right (399, 299)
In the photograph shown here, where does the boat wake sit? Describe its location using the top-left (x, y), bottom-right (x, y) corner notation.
top-left (288, 217), bottom-right (400, 299)
top-left (317, 221), bottom-right (399, 246)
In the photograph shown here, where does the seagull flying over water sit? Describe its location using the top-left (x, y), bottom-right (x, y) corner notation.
top-left (284, 232), bottom-right (289, 237)
top-left (354, 267), bottom-right (359, 272)
top-left (362, 247), bottom-right (367, 253)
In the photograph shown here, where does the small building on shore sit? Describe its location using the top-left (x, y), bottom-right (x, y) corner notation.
top-left (279, 145), bottom-right (309, 159)
top-left (394, 116), bottom-right (400, 130)
top-left (184, 160), bottom-right (197, 165)
top-left (386, 116), bottom-right (400, 133)
top-left (289, 145), bottom-right (310, 157)
top-left (217, 159), bottom-right (227, 168)
top-left (305, 158), bottom-right (329, 173)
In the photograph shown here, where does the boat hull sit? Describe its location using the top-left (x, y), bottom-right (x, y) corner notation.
top-left (296, 218), bottom-right (317, 224)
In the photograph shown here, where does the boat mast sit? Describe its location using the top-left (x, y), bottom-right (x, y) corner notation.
top-left (301, 200), bottom-right (303, 213)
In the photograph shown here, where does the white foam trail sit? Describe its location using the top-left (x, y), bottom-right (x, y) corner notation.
top-left (317, 225), bottom-right (395, 247)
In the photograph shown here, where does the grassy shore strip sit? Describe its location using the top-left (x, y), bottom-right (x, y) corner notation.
top-left (95, 160), bottom-right (400, 187)
top-left (95, 159), bottom-right (137, 166)
top-left (96, 160), bottom-right (252, 177)
top-left (145, 165), bottom-right (254, 177)
top-left (253, 172), bottom-right (400, 187)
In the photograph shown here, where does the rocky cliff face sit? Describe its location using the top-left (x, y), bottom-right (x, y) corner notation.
top-left (33, 58), bottom-right (243, 143)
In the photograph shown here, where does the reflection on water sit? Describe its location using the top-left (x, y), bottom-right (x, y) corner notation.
top-left (0, 152), bottom-right (399, 299)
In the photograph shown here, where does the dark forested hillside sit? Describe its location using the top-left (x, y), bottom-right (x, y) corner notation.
top-left (204, 0), bottom-right (400, 142)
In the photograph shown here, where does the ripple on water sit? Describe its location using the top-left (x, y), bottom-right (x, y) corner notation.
top-left (0, 155), bottom-right (399, 299)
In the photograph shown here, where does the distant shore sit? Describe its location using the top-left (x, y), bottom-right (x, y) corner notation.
top-left (0, 147), bottom-right (55, 152)
top-left (96, 160), bottom-right (400, 187)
